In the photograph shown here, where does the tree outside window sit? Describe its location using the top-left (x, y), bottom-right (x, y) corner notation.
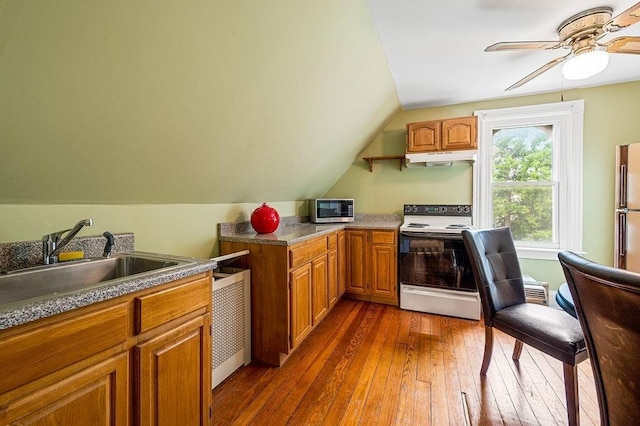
top-left (492, 126), bottom-right (555, 243)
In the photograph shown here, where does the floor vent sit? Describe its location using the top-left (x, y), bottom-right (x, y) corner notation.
top-left (212, 266), bottom-right (251, 389)
top-left (523, 274), bottom-right (549, 306)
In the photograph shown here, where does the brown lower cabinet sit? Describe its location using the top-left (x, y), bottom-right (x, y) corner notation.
top-left (220, 227), bottom-right (398, 366)
top-left (221, 231), bottom-right (344, 366)
top-left (0, 272), bottom-right (212, 425)
top-left (345, 229), bottom-right (398, 306)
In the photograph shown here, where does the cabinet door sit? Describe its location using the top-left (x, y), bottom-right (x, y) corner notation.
top-left (407, 120), bottom-right (441, 152)
top-left (327, 249), bottom-right (338, 308)
top-left (337, 231), bottom-right (347, 297)
top-left (136, 314), bottom-right (211, 426)
top-left (370, 244), bottom-right (398, 301)
top-left (290, 263), bottom-right (313, 349)
top-left (441, 116), bottom-right (477, 150)
top-left (346, 230), bottom-right (368, 295)
top-left (2, 352), bottom-right (129, 425)
top-left (312, 255), bottom-right (329, 325)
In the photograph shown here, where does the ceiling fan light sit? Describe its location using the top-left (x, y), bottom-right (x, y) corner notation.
top-left (562, 50), bottom-right (610, 80)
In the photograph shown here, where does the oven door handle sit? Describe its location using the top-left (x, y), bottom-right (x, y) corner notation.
top-left (400, 231), bottom-right (463, 240)
top-left (403, 287), bottom-right (439, 296)
top-left (402, 286), bottom-right (475, 299)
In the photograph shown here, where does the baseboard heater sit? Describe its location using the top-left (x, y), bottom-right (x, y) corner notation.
top-left (211, 250), bottom-right (251, 389)
top-left (523, 274), bottom-right (549, 306)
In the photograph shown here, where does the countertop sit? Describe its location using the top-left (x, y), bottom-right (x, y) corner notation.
top-left (218, 215), bottom-right (401, 246)
top-left (0, 252), bottom-right (217, 330)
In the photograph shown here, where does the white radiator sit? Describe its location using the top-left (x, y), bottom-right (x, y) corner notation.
top-left (212, 266), bottom-right (251, 389)
top-left (523, 274), bottom-right (549, 306)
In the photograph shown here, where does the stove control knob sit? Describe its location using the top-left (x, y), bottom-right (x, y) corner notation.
top-left (412, 205), bottom-right (418, 213)
top-left (463, 206), bottom-right (470, 214)
top-left (440, 207), bottom-right (447, 213)
top-left (455, 206), bottom-right (462, 213)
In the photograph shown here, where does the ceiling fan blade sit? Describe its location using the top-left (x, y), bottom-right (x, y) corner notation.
top-left (604, 36), bottom-right (640, 54)
top-left (604, 1), bottom-right (640, 32)
top-left (506, 54), bottom-right (570, 91)
top-left (485, 41), bottom-right (561, 52)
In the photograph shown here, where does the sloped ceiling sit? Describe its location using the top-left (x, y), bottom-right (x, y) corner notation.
top-left (369, 0), bottom-right (640, 109)
top-left (0, 0), bottom-right (400, 204)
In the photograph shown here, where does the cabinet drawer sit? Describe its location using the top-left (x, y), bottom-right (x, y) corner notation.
top-left (135, 276), bottom-right (210, 334)
top-left (327, 233), bottom-right (338, 250)
top-left (371, 230), bottom-right (396, 245)
top-left (0, 302), bottom-right (128, 395)
top-left (290, 237), bottom-right (327, 269)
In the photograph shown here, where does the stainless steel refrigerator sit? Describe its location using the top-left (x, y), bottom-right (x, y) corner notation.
top-left (615, 143), bottom-right (640, 273)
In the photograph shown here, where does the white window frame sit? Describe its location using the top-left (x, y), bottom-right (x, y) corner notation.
top-left (472, 100), bottom-right (584, 260)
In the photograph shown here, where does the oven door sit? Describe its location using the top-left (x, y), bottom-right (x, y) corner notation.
top-left (398, 232), bottom-right (476, 292)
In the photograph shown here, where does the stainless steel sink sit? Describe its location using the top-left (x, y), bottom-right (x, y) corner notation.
top-left (0, 254), bottom-right (195, 307)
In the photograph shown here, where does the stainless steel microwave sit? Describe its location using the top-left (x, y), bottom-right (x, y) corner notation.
top-left (309, 199), bottom-right (354, 223)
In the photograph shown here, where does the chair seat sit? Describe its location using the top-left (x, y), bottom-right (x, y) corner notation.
top-left (494, 303), bottom-right (587, 365)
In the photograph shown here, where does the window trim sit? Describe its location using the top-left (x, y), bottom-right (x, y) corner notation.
top-left (472, 101), bottom-right (584, 260)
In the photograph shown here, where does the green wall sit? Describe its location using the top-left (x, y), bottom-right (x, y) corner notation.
top-left (326, 81), bottom-right (640, 288)
top-left (0, 0), bottom-right (399, 204)
top-left (0, 201), bottom-right (306, 258)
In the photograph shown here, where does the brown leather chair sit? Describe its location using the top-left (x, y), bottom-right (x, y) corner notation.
top-left (462, 227), bottom-right (588, 426)
top-left (559, 251), bottom-right (640, 426)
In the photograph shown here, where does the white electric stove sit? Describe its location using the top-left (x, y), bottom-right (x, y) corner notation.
top-left (398, 204), bottom-right (481, 320)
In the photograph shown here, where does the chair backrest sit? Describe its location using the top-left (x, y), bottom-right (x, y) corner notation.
top-left (559, 251), bottom-right (640, 426)
top-left (462, 227), bottom-right (526, 325)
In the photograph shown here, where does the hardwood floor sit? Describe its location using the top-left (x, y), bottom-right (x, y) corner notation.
top-left (212, 299), bottom-right (599, 425)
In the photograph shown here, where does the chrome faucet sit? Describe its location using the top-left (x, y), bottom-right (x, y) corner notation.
top-left (42, 219), bottom-right (93, 264)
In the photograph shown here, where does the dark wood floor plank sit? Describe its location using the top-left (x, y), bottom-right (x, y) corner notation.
top-left (394, 311), bottom-right (420, 424)
top-left (416, 315), bottom-right (432, 383)
top-left (320, 305), bottom-right (397, 425)
top-left (211, 300), bottom-right (600, 426)
top-left (490, 330), bottom-right (537, 425)
top-left (411, 379), bottom-right (432, 424)
top-left (211, 362), bottom-right (278, 424)
top-left (440, 316), bottom-right (467, 424)
top-left (493, 330), bottom-right (560, 425)
top-left (521, 343), bottom-right (577, 425)
top-left (463, 315), bottom-right (507, 425)
top-left (358, 308), bottom-right (403, 423)
top-left (284, 303), bottom-right (383, 425)
top-left (430, 348), bottom-right (451, 424)
top-left (337, 306), bottom-right (399, 426)
top-left (468, 316), bottom-right (516, 425)
top-left (374, 342), bottom-right (407, 425)
top-left (518, 337), bottom-right (598, 426)
top-left (426, 315), bottom-right (451, 424)
top-left (448, 318), bottom-right (486, 426)
top-left (217, 300), bottom-right (364, 425)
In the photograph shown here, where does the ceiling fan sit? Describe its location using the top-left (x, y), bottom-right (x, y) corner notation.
top-left (485, 2), bottom-right (640, 91)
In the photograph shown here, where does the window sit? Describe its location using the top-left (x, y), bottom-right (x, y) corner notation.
top-left (473, 101), bottom-right (584, 260)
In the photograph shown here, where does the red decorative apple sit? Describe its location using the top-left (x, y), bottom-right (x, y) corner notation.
top-left (250, 203), bottom-right (280, 234)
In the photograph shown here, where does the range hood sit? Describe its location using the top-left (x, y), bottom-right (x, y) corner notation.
top-left (405, 149), bottom-right (477, 167)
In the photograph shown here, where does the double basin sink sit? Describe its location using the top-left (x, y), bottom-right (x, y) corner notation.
top-left (0, 254), bottom-right (196, 308)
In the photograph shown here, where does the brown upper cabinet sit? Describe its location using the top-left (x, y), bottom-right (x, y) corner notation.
top-left (406, 116), bottom-right (477, 153)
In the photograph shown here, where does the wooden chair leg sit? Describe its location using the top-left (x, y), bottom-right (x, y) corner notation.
top-left (512, 339), bottom-right (523, 361)
top-left (563, 363), bottom-right (580, 426)
top-left (480, 326), bottom-right (493, 375)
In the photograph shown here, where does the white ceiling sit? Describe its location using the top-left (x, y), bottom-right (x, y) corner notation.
top-left (368, 0), bottom-right (640, 109)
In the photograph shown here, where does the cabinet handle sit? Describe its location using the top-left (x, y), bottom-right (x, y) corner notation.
top-left (620, 164), bottom-right (627, 207)
top-left (619, 212), bottom-right (627, 257)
